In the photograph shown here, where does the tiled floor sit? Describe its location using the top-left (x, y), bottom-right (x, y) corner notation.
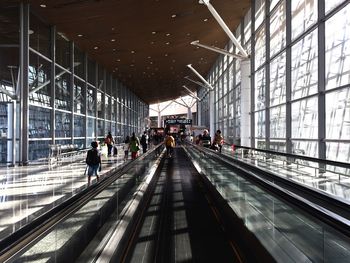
top-left (0, 152), bottom-right (128, 242)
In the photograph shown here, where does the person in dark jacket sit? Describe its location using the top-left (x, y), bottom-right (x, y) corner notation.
top-left (86, 141), bottom-right (101, 186)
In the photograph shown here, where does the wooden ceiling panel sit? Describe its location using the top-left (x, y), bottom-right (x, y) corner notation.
top-left (29, 0), bottom-right (251, 104)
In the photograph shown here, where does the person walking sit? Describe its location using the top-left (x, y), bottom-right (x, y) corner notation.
top-left (164, 133), bottom-right (175, 158)
top-left (123, 135), bottom-right (130, 161)
top-left (85, 141), bottom-right (101, 186)
top-left (140, 131), bottom-right (148, 154)
top-left (200, 129), bottom-right (211, 148)
top-left (105, 131), bottom-right (114, 156)
top-left (129, 132), bottom-right (140, 160)
top-left (213, 129), bottom-right (224, 152)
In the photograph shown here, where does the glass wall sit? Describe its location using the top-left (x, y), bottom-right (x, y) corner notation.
top-left (199, 0), bottom-right (350, 163)
top-left (0, 4), bottom-right (148, 164)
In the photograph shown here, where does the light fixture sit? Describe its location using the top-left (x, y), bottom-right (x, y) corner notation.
top-left (111, 39), bottom-right (116, 42)
top-left (117, 59), bottom-right (121, 62)
top-left (164, 53), bottom-right (168, 57)
top-left (77, 34), bottom-right (83, 37)
top-left (165, 42), bottom-right (170, 45)
top-left (171, 14), bottom-right (177, 18)
top-left (113, 48), bottom-right (116, 52)
top-left (94, 46), bottom-right (99, 50)
top-left (40, 4), bottom-right (46, 8)
top-left (131, 50), bottom-right (135, 54)
top-left (166, 33), bottom-right (171, 36)
top-left (147, 56), bottom-right (151, 59)
top-left (130, 64), bottom-right (134, 67)
top-left (203, 18), bottom-right (208, 22)
top-left (152, 31), bottom-right (156, 34)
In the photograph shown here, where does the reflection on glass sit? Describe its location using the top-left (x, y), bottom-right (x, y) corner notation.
top-left (255, 68), bottom-right (266, 110)
top-left (325, 4), bottom-right (350, 90)
top-left (291, 30), bottom-right (318, 100)
top-left (326, 142), bottom-right (350, 163)
top-left (74, 78), bottom-right (85, 114)
top-left (97, 120), bottom-right (104, 137)
top-left (29, 106), bottom-right (51, 138)
top-left (97, 91), bottom-right (104, 119)
top-left (87, 87), bottom-right (95, 117)
top-left (270, 105), bottom-right (286, 138)
top-left (255, 110), bottom-right (265, 139)
top-left (87, 117), bottom-right (95, 138)
top-left (29, 140), bottom-right (50, 160)
top-left (270, 52), bottom-right (286, 106)
top-left (292, 140), bottom-right (318, 157)
top-left (55, 111), bottom-right (71, 138)
top-left (325, 0), bottom-right (347, 14)
top-left (326, 88), bottom-right (350, 140)
top-left (291, 0), bottom-right (317, 40)
top-left (292, 97), bottom-right (318, 139)
top-left (255, 26), bottom-right (266, 70)
top-left (29, 12), bottom-right (50, 58)
top-left (55, 69), bottom-right (71, 111)
top-left (255, 0), bottom-right (265, 30)
top-left (74, 115), bottom-right (84, 137)
top-left (270, 1), bottom-right (286, 57)
top-left (29, 52), bottom-right (51, 107)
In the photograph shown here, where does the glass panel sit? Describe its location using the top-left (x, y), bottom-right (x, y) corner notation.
top-left (270, 105), bottom-right (286, 138)
top-left (74, 138), bottom-right (85, 149)
top-left (74, 115), bottom-right (84, 137)
top-left (255, 0), bottom-right (265, 30)
top-left (292, 140), bottom-right (318, 157)
top-left (325, 4), bottom-right (350, 90)
top-left (87, 86), bottom-right (95, 117)
top-left (270, 52), bottom-right (286, 106)
top-left (97, 119), bottom-right (104, 137)
top-left (0, 47), bottom-right (19, 102)
top-left (255, 68), bottom-right (266, 110)
top-left (270, 139), bottom-right (286, 152)
top-left (55, 68), bottom-right (71, 111)
top-left (326, 88), bottom-right (350, 140)
top-left (270, 1), bottom-right (286, 57)
top-left (56, 32), bottom-right (70, 69)
top-left (29, 12), bottom-right (50, 58)
top-left (255, 26), bottom-right (266, 70)
top-left (292, 96), bottom-right (318, 139)
top-left (325, 0), bottom-right (348, 14)
top-left (29, 140), bottom-right (50, 161)
top-left (74, 78), bottom-right (85, 114)
top-left (29, 52), bottom-right (51, 107)
top-left (97, 91), bottom-right (104, 119)
top-left (270, 0), bottom-right (280, 11)
top-left (291, 30), bottom-right (318, 100)
top-left (87, 117), bottom-right (95, 138)
top-left (326, 142), bottom-right (350, 163)
top-left (74, 47), bottom-right (85, 79)
top-left (29, 106), bottom-right (51, 138)
top-left (255, 110), bottom-right (265, 138)
top-left (235, 59), bottom-right (241, 85)
top-left (55, 111), bottom-right (71, 138)
top-left (0, 4), bottom-right (19, 44)
top-left (87, 58), bottom-right (96, 85)
top-left (291, 0), bottom-right (318, 40)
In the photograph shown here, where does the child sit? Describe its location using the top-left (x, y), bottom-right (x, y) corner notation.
top-left (86, 141), bottom-right (101, 185)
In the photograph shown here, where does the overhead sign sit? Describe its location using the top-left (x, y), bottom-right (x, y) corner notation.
top-left (164, 119), bottom-right (192, 125)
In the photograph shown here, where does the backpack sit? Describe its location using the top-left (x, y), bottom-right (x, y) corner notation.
top-left (86, 149), bottom-right (100, 165)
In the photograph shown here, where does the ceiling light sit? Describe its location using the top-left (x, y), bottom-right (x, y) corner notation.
top-left (150, 41), bottom-right (154, 44)
top-left (187, 33), bottom-right (191, 36)
top-left (117, 59), bottom-right (121, 62)
top-left (130, 64), bottom-right (134, 67)
top-left (166, 33), bottom-right (171, 36)
top-left (164, 53), bottom-right (168, 57)
top-left (113, 48), bottom-right (116, 52)
top-left (171, 14), bottom-right (177, 18)
top-left (40, 4), bottom-right (46, 8)
top-left (203, 18), bottom-right (208, 22)
top-left (77, 34), bottom-right (83, 37)
top-left (150, 61), bottom-right (153, 64)
top-left (172, 59), bottom-right (176, 63)
top-left (165, 42), bottom-right (170, 45)
top-left (152, 31), bottom-right (156, 34)
top-left (147, 56), bottom-right (151, 59)
top-left (131, 50), bottom-right (135, 54)
top-left (94, 46), bottom-right (99, 50)
top-left (111, 39), bottom-right (116, 42)
top-left (112, 27), bottom-right (115, 31)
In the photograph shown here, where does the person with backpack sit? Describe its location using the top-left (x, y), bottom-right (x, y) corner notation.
top-left (129, 132), bottom-right (140, 160)
top-left (105, 131), bottom-right (114, 157)
top-left (86, 141), bottom-right (101, 186)
top-left (164, 133), bottom-right (175, 158)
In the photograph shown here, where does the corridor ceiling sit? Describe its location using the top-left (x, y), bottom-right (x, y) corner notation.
top-left (29, 0), bottom-right (250, 104)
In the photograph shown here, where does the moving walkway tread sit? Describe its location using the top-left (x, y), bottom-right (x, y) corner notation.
top-left (121, 148), bottom-right (271, 263)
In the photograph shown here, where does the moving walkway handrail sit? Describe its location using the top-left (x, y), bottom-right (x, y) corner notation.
top-left (229, 144), bottom-right (350, 170)
top-left (0, 145), bottom-right (163, 262)
top-left (187, 143), bottom-right (350, 238)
